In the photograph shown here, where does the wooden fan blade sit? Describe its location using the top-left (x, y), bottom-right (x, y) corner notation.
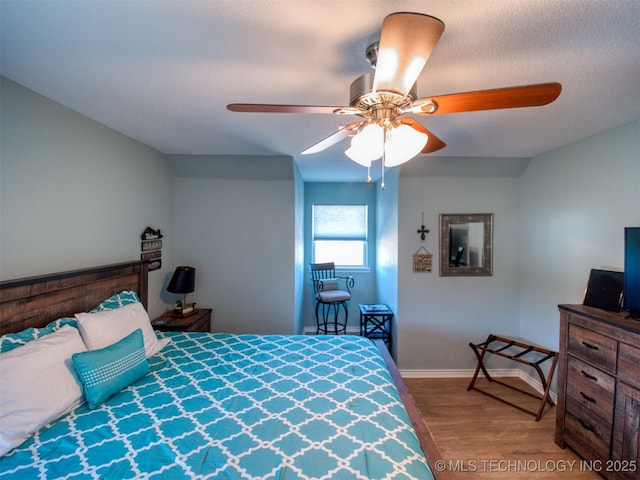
top-left (373, 13), bottom-right (444, 96)
top-left (227, 104), bottom-right (351, 115)
top-left (301, 121), bottom-right (364, 155)
top-left (415, 83), bottom-right (562, 115)
top-left (400, 118), bottom-right (446, 153)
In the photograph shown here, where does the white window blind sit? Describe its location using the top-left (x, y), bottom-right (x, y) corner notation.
top-left (312, 205), bottom-right (367, 267)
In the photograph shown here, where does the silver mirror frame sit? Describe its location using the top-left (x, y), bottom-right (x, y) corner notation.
top-left (439, 213), bottom-right (493, 276)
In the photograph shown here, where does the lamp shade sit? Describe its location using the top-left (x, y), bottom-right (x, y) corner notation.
top-left (167, 266), bottom-right (195, 294)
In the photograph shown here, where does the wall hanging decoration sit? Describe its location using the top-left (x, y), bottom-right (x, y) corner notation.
top-left (439, 213), bottom-right (493, 276)
top-left (417, 212), bottom-right (429, 241)
top-left (413, 246), bottom-right (433, 272)
top-left (140, 227), bottom-right (163, 271)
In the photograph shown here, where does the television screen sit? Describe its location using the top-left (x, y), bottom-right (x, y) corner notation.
top-left (624, 227), bottom-right (640, 316)
top-left (583, 269), bottom-right (624, 312)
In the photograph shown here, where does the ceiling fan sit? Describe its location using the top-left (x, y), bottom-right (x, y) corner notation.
top-left (227, 12), bottom-right (561, 186)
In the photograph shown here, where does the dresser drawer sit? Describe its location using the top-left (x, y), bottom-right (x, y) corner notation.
top-left (567, 355), bottom-right (615, 422)
top-left (568, 323), bottom-right (617, 373)
top-left (565, 397), bottom-right (612, 460)
top-left (618, 342), bottom-right (640, 388)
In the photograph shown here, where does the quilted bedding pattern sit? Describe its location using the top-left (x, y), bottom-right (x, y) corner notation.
top-left (0, 333), bottom-right (434, 479)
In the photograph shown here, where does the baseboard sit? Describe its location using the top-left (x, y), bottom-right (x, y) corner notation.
top-left (400, 368), bottom-right (520, 379)
top-left (400, 368), bottom-right (558, 404)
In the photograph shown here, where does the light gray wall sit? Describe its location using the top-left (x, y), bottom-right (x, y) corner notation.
top-left (375, 169), bottom-right (401, 358)
top-left (396, 175), bottom-right (522, 369)
top-left (520, 121), bottom-right (640, 351)
top-left (0, 77), bottom-right (175, 318)
top-left (170, 157), bottom-right (298, 335)
top-left (293, 166), bottom-right (305, 334)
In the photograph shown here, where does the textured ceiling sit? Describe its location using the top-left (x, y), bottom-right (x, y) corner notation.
top-left (1, 0), bottom-right (639, 182)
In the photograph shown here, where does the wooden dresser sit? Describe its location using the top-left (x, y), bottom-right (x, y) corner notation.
top-left (556, 304), bottom-right (640, 479)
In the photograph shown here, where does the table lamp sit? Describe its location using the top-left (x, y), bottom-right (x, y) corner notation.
top-left (167, 266), bottom-right (196, 314)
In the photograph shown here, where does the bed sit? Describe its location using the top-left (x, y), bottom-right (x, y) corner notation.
top-left (0, 261), bottom-right (450, 479)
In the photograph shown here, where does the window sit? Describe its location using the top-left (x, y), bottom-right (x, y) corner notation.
top-left (312, 204), bottom-right (367, 267)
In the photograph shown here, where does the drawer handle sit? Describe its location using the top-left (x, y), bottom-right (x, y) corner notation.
top-left (581, 370), bottom-right (598, 382)
top-left (578, 418), bottom-right (595, 433)
top-left (581, 341), bottom-right (599, 351)
top-left (579, 391), bottom-right (597, 404)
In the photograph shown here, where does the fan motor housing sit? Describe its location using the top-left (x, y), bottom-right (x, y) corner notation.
top-left (349, 72), bottom-right (418, 112)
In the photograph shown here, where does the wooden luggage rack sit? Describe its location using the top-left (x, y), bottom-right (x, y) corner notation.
top-left (467, 334), bottom-right (558, 421)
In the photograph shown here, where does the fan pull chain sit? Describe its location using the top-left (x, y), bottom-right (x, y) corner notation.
top-left (380, 126), bottom-right (388, 189)
top-left (381, 151), bottom-right (386, 190)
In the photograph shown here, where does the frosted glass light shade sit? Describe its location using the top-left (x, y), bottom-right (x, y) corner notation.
top-left (345, 123), bottom-right (384, 166)
top-left (383, 124), bottom-right (427, 167)
top-left (345, 146), bottom-right (372, 167)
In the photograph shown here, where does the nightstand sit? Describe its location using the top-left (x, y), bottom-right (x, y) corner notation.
top-left (152, 308), bottom-right (212, 332)
top-left (359, 304), bottom-right (393, 358)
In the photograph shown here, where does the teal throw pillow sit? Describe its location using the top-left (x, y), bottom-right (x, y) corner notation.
top-left (72, 328), bottom-right (149, 409)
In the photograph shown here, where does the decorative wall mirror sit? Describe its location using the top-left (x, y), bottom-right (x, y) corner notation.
top-left (439, 213), bottom-right (493, 276)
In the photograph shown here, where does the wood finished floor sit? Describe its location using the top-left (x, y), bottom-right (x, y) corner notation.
top-left (405, 377), bottom-right (602, 479)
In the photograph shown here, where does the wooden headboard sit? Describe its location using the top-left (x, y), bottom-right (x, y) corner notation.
top-left (0, 261), bottom-right (148, 337)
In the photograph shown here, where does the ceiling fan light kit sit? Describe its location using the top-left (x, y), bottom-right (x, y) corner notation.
top-left (346, 122), bottom-right (428, 166)
top-left (227, 11), bottom-right (561, 188)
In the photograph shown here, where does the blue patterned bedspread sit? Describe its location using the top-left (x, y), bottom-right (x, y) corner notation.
top-left (0, 333), bottom-right (434, 479)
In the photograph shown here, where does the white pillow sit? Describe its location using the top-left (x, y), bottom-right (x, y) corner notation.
top-left (0, 325), bottom-right (86, 456)
top-left (75, 302), bottom-right (169, 358)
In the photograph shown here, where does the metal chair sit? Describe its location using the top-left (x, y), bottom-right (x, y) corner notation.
top-left (309, 262), bottom-right (355, 334)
